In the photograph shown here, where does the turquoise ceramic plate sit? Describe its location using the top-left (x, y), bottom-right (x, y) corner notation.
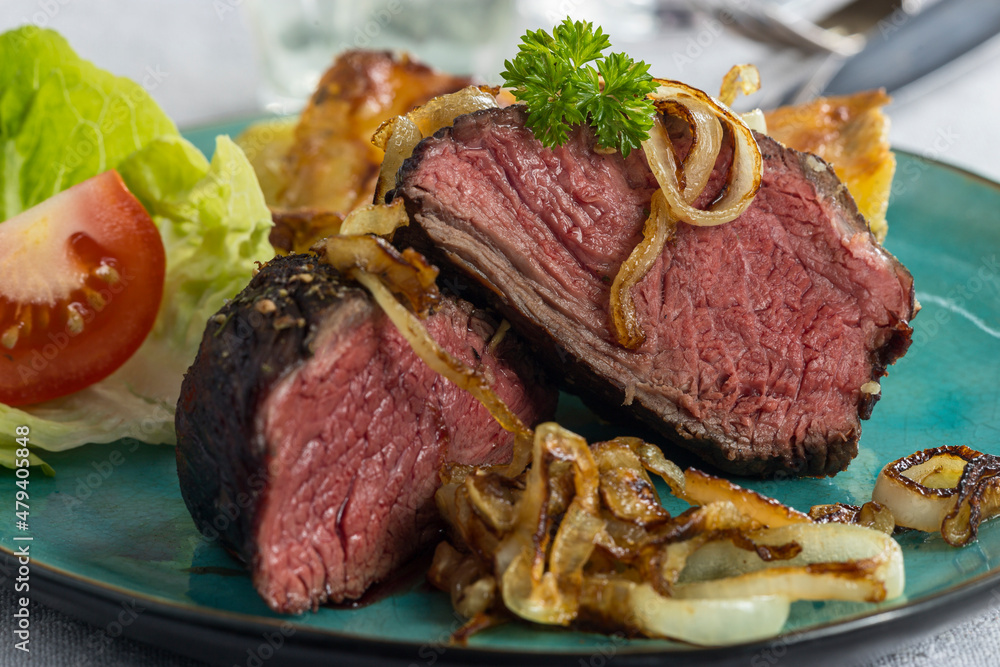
top-left (3, 124), bottom-right (1000, 665)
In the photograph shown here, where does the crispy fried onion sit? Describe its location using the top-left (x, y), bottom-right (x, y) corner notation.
top-left (338, 198), bottom-right (410, 237)
top-left (372, 85), bottom-right (500, 204)
top-left (810, 501), bottom-right (895, 535)
top-left (872, 446), bottom-right (1000, 546)
top-left (431, 425), bottom-right (904, 644)
top-left (610, 77), bottom-right (763, 349)
top-left (319, 234), bottom-right (530, 437)
top-left (719, 64), bottom-right (761, 107)
top-left (719, 64), bottom-right (766, 133)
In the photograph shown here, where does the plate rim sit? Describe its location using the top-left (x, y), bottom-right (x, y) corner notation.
top-left (4, 536), bottom-right (1000, 666)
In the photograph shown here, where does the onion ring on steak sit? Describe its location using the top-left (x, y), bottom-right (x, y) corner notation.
top-left (610, 77), bottom-right (763, 348)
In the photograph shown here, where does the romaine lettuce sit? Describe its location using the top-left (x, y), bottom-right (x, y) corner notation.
top-left (0, 27), bottom-right (273, 470)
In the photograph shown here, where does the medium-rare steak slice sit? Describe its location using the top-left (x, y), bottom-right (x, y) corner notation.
top-left (175, 253), bottom-right (555, 614)
top-left (393, 105), bottom-right (915, 477)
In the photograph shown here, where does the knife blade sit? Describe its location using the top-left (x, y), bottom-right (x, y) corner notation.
top-left (785, 0), bottom-right (1000, 104)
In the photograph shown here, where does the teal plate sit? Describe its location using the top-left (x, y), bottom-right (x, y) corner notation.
top-left (3, 127), bottom-right (1000, 665)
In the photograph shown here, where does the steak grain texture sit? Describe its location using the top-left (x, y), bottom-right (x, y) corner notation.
top-left (175, 253), bottom-right (555, 614)
top-left (394, 105), bottom-right (915, 477)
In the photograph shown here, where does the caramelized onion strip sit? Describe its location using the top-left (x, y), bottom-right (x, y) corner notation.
top-left (373, 117), bottom-right (422, 205)
top-left (609, 189), bottom-right (674, 349)
top-left (338, 198), bottom-right (410, 237)
top-left (320, 235), bottom-right (531, 438)
top-left (810, 501), bottom-right (895, 535)
top-left (499, 424), bottom-right (595, 625)
top-left (683, 469), bottom-right (813, 528)
top-left (718, 64), bottom-right (761, 107)
top-left (677, 523), bottom-right (905, 603)
top-left (354, 269), bottom-right (530, 438)
top-left (373, 86), bottom-right (499, 203)
top-left (643, 81), bottom-right (762, 227)
top-left (432, 426), bottom-right (905, 644)
top-left (609, 77), bottom-right (762, 349)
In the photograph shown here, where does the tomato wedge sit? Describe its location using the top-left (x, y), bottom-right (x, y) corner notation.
top-left (0, 170), bottom-right (166, 406)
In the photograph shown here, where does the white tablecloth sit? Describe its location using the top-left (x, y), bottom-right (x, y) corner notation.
top-left (2, 1), bottom-right (1000, 665)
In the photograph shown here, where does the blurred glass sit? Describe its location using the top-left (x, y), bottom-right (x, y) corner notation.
top-left (246, 0), bottom-right (518, 112)
top-left (515, 0), bottom-right (661, 41)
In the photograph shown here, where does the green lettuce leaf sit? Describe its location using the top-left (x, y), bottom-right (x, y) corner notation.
top-left (0, 28), bottom-right (273, 470)
top-left (0, 27), bottom-right (177, 219)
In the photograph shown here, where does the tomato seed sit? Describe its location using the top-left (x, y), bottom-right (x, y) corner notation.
top-left (95, 263), bottom-right (121, 285)
top-left (1, 325), bottom-right (18, 349)
top-left (66, 304), bottom-right (85, 335)
top-left (84, 287), bottom-right (106, 312)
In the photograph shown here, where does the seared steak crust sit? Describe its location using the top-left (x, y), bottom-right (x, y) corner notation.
top-left (176, 253), bottom-right (555, 613)
top-left (394, 105), bottom-right (915, 477)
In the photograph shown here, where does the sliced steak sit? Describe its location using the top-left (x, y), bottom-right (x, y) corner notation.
top-left (393, 105), bottom-right (915, 477)
top-left (175, 253), bottom-right (555, 614)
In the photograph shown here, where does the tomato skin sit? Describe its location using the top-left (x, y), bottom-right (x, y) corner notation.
top-left (0, 170), bottom-right (166, 406)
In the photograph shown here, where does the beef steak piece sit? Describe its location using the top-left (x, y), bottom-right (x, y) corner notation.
top-left (175, 253), bottom-right (555, 614)
top-left (393, 105), bottom-right (915, 477)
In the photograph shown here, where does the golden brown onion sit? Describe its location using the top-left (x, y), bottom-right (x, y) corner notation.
top-left (683, 468), bottom-right (813, 528)
top-left (318, 235), bottom-right (531, 438)
top-left (873, 446), bottom-right (1000, 546)
top-left (373, 117), bottom-right (422, 205)
top-left (321, 234), bottom-right (439, 315)
top-left (430, 427), bottom-right (905, 644)
top-left (373, 86), bottom-right (500, 203)
top-left (609, 189), bottom-right (674, 349)
top-left (338, 198), bottom-right (410, 237)
top-left (644, 79), bottom-right (762, 227)
top-left (810, 501), bottom-right (895, 535)
top-left (718, 64), bottom-right (761, 107)
top-left (609, 77), bottom-right (763, 348)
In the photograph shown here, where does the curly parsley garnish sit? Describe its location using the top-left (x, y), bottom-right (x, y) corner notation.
top-left (501, 18), bottom-right (657, 157)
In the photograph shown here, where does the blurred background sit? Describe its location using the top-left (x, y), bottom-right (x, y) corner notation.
top-left (1, 0), bottom-right (999, 181)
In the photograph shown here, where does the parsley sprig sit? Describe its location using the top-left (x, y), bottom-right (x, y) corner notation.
top-left (501, 18), bottom-right (657, 157)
